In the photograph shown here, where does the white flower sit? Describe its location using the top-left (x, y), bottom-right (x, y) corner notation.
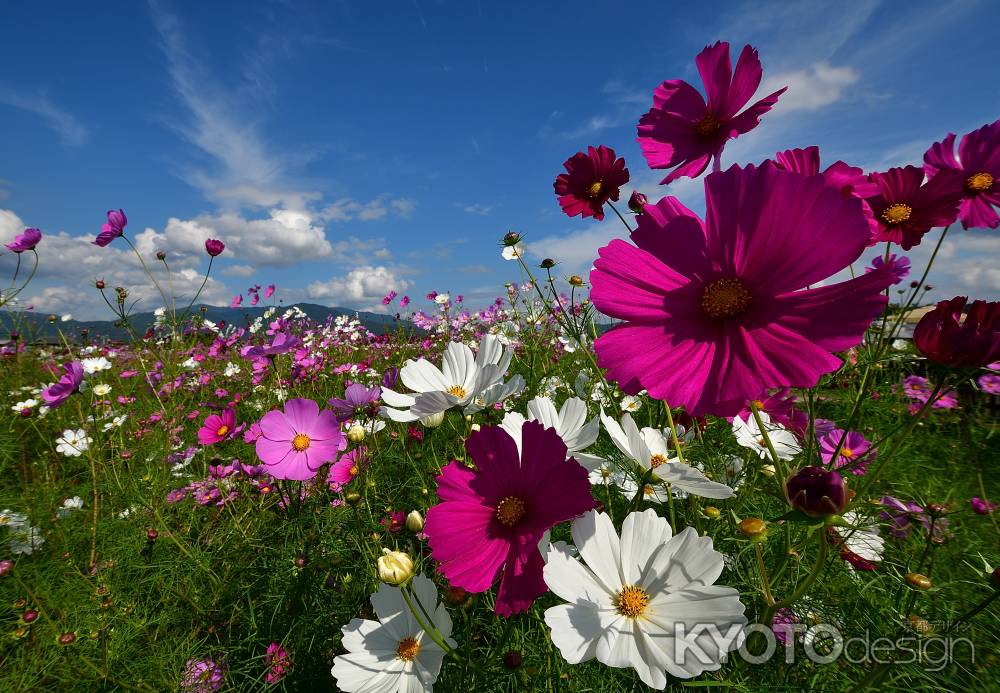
top-left (837, 512), bottom-right (884, 568)
top-left (601, 412), bottom-right (735, 500)
top-left (102, 415), bottom-right (127, 431)
top-left (0, 509), bottom-right (27, 530)
top-left (60, 314), bottom-right (72, 322)
top-left (56, 429), bottom-right (92, 457)
top-left (732, 412), bottom-right (801, 460)
top-left (81, 357), bottom-right (112, 374)
top-left (223, 362), bottom-right (241, 377)
top-left (381, 335), bottom-right (524, 422)
top-left (56, 496), bottom-right (84, 519)
top-left (892, 339), bottom-right (909, 351)
top-left (12, 398), bottom-right (38, 412)
top-left (501, 396), bottom-right (604, 471)
top-left (332, 574), bottom-right (456, 692)
top-left (501, 243), bottom-right (526, 260)
top-left (543, 510), bottom-right (747, 687)
top-left (181, 357), bottom-right (199, 369)
top-left (434, 293), bottom-right (450, 305)
top-left (92, 384), bottom-right (112, 397)
top-left (10, 526), bottom-right (44, 555)
top-left (620, 394), bottom-right (642, 412)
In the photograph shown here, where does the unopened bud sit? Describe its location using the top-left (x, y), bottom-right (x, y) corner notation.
top-left (539, 258), bottom-right (556, 269)
top-left (346, 424), bottom-right (366, 443)
top-left (420, 412), bottom-right (445, 428)
top-left (906, 572), bottom-right (932, 590)
top-left (155, 250), bottom-right (166, 261)
top-left (627, 190), bottom-right (648, 214)
top-left (345, 492), bottom-right (362, 506)
top-left (704, 506), bottom-right (721, 520)
top-left (405, 510), bottom-right (424, 533)
top-left (377, 549), bottom-right (414, 585)
top-left (738, 517), bottom-right (768, 540)
top-left (568, 275), bottom-right (584, 287)
top-left (502, 231), bottom-right (522, 247)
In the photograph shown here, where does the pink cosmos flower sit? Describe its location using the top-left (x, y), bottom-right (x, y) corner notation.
top-left (263, 284), bottom-right (275, 298)
top-left (971, 497), bottom-right (998, 515)
top-left (866, 253), bottom-right (910, 284)
top-left (637, 41), bottom-right (786, 184)
top-left (382, 290), bottom-right (397, 305)
top-left (41, 361), bottom-right (84, 408)
top-left (818, 429), bottom-right (874, 475)
top-left (255, 398), bottom-right (345, 480)
top-left (197, 409), bottom-right (237, 445)
top-left (913, 296), bottom-right (1000, 368)
top-left (733, 388), bottom-right (808, 434)
top-left (553, 145), bottom-right (629, 221)
top-left (264, 643), bottom-right (291, 684)
top-left (400, 295), bottom-right (411, 307)
top-left (204, 239), bottom-right (225, 257)
top-left (424, 422), bottom-right (594, 617)
top-left (901, 375), bottom-right (959, 411)
top-left (979, 373), bottom-right (1000, 395)
top-left (231, 294), bottom-right (243, 307)
top-left (865, 166), bottom-right (962, 249)
top-left (591, 163), bottom-right (897, 417)
top-left (329, 447), bottom-right (367, 491)
top-left (924, 119), bottom-right (1000, 229)
top-left (5, 227), bottom-right (42, 253)
top-left (93, 209), bottom-right (127, 247)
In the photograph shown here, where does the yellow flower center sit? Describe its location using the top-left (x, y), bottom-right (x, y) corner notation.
top-left (349, 465), bottom-right (359, 476)
top-left (841, 447), bottom-right (855, 458)
top-left (650, 454), bottom-right (669, 469)
top-left (291, 433), bottom-right (311, 451)
top-left (495, 496), bottom-right (526, 527)
top-left (701, 278), bottom-right (751, 319)
top-left (216, 425), bottom-right (229, 437)
top-left (881, 203), bottom-right (912, 224)
top-left (447, 385), bottom-right (467, 399)
top-left (395, 636), bottom-right (421, 661)
top-left (614, 584), bottom-right (650, 618)
top-left (751, 400), bottom-right (764, 411)
top-left (587, 180), bottom-right (604, 198)
top-left (966, 171), bottom-right (994, 193)
top-left (643, 484), bottom-right (655, 497)
top-left (694, 113), bottom-right (721, 137)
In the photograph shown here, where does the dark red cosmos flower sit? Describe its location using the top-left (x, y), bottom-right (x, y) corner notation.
top-left (913, 296), bottom-right (1000, 368)
top-left (205, 239), bottom-right (225, 257)
top-left (553, 145), bottom-right (629, 221)
top-left (865, 166), bottom-right (962, 250)
top-left (924, 119), bottom-right (1000, 229)
top-left (637, 41), bottom-right (786, 184)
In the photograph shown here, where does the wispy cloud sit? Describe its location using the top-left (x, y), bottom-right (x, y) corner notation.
top-left (0, 89), bottom-right (88, 146)
top-left (320, 196), bottom-right (417, 222)
top-left (459, 202), bottom-right (496, 216)
top-left (762, 62), bottom-right (860, 114)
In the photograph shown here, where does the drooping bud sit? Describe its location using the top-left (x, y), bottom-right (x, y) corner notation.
top-left (785, 466), bottom-right (847, 517)
top-left (502, 231), bottom-right (522, 247)
top-left (627, 190), bottom-right (648, 214)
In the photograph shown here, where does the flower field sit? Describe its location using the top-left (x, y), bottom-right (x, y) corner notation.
top-left (3, 39), bottom-right (1000, 692)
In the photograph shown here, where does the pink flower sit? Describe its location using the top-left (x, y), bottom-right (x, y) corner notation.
top-left (264, 642), bottom-right (291, 684)
top-left (637, 41), bottom-right (786, 184)
top-left (329, 447), bottom-right (367, 490)
top-left (818, 429), bottom-right (874, 475)
top-left (255, 398), bottom-right (345, 480)
top-left (424, 422), bottom-right (594, 616)
top-left (866, 253), bottom-right (910, 284)
top-left (231, 294), bottom-right (243, 307)
top-left (924, 119), bottom-right (1000, 229)
top-left (733, 388), bottom-right (807, 434)
top-left (400, 295), bottom-right (410, 307)
top-left (381, 510), bottom-right (405, 532)
top-left (382, 290), bottom-right (397, 305)
top-left (866, 166), bottom-right (962, 250)
top-left (263, 284), bottom-right (275, 298)
top-left (41, 361), bottom-right (84, 408)
top-left (5, 227), bottom-right (42, 253)
top-left (205, 239), bottom-right (225, 257)
top-left (197, 409), bottom-right (237, 445)
top-left (913, 296), bottom-right (1000, 368)
top-left (591, 163), bottom-right (897, 417)
top-left (553, 145), bottom-right (629, 221)
top-left (971, 497), bottom-right (998, 515)
top-left (979, 373), bottom-right (1000, 395)
top-left (93, 209), bottom-right (127, 247)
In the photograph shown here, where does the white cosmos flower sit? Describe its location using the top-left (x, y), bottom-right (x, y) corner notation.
top-left (56, 496), bottom-right (84, 519)
top-left (501, 243), bottom-right (526, 260)
top-left (223, 362), bottom-right (241, 377)
top-left (544, 510), bottom-right (747, 687)
top-left (732, 412), bottom-right (802, 460)
top-left (434, 293), bottom-right (450, 305)
top-left (56, 429), bottom-right (91, 457)
top-left (10, 526), bottom-right (44, 555)
top-left (620, 394), bottom-right (642, 412)
top-left (837, 512), bottom-right (884, 567)
top-left (12, 399), bottom-right (38, 412)
top-left (331, 574), bottom-right (456, 693)
top-left (380, 334), bottom-right (524, 422)
top-left (600, 412), bottom-right (734, 500)
top-left (501, 396), bottom-right (605, 471)
top-left (81, 357), bottom-right (112, 374)
top-left (92, 384), bottom-right (112, 397)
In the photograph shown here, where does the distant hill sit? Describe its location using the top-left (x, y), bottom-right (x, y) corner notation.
top-left (0, 303), bottom-right (407, 342)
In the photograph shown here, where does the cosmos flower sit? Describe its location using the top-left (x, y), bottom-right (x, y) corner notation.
top-left (543, 509), bottom-right (747, 686)
top-left (553, 145), bottom-right (629, 221)
top-left (197, 409), bottom-right (237, 446)
top-left (835, 512), bottom-right (884, 571)
top-left (263, 284), bottom-right (275, 298)
top-left (732, 412), bottom-right (802, 460)
top-left (924, 119), bottom-right (1000, 229)
top-left (818, 429), bottom-right (874, 475)
top-left (264, 642), bottom-right (291, 684)
top-left (424, 422), bottom-right (594, 616)
top-left (382, 290), bottom-right (398, 305)
top-left (501, 395), bottom-right (604, 472)
top-left (255, 398), bottom-right (345, 480)
top-left (785, 466), bottom-right (847, 517)
top-left (971, 497), bottom-right (998, 515)
top-left (240, 332), bottom-right (302, 358)
top-left (56, 429), bottom-right (92, 457)
top-left (331, 574), bottom-right (456, 693)
top-left (591, 163), bottom-right (899, 417)
top-left (92, 209), bottom-right (127, 247)
top-left (231, 294), bottom-right (243, 307)
top-left (865, 166), bottom-right (962, 249)
top-left (913, 296), bottom-right (1000, 368)
top-left (328, 383), bottom-right (382, 422)
top-left (979, 373), bottom-right (1000, 395)
top-left (41, 361), bottom-right (84, 408)
top-left (637, 41), bottom-right (786, 184)
top-left (866, 253), bottom-right (910, 284)
top-left (180, 657), bottom-right (227, 692)
top-left (732, 388), bottom-right (807, 435)
top-left (4, 227), bottom-right (42, 253)
top-left (204, 239), bottom-right (225, 256)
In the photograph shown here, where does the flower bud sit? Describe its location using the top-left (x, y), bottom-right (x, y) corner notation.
top-left (503, 650), bottom-right (523, 669)
top-left (346, 424), bottom-right (366, 443)
top-left (405, 510), bottom-right (424, 533)
top-left (420, 411), bottom-right (445, 428)
top-left (377, 549), bottom-right (414, 585)
top-left (738, 517), bottom-right (767, 540)
top-left (539, 258), bottom-right (556, 269)
top-left (992, 566), bottom-right (1000, 589)
top-left (908, 615), bottom-right (933, 635)
top-left (57, 631), bottom-right (77, 645)
top-left (568, 275), bottom-right (584, 287)
top-left (146, 528), bottom-right (158, 542)
top-left (784, 466), bottom-right (847, 517)
top-left (344, 492), bottom-right (362, 506)
top-left (627, 191), bottom-right (648, 214)
top-left (95, 279), bottom-right (106, 290)
top-left (703, 506), bottom-right (721, 520)
top-left (906, 572), bottom-right (932, 590)
top-left (0, 559), bottom-right (12, 577)
top-left (502, 231), bottom-right (522, 247)
top-left (761, 464), bottom-right (776, 477)
top-left (204, 238), bottom-right (225, 257)
top-left (155, 250), bottom-right (166, 261)
top-left (21, 608), bottom-right (39, 624)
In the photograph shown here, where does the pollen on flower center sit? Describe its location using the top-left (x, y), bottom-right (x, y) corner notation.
top-left (447, 385), bottom-right (468, 399)
top-left (349, 465), bottom-right (359, 476)
top-left (495, 496), bottom-right (526, 526)
top-left (841, 447), bottom-right (855, 458)
top-left (395, 636), bottom-right (420, 661)
top-left (216, 425), bottom-right (229, 437)
top-left (291, 433), bottom-right (311, 451)
top-left (966, 171), bottom-right (994, 192)
top-left (701, 278), bottom-right (751, 319)
top-left (650, 454), bottom-right (669, 468)
top-left (614, 584), bottom-right (650, 618)
top-left (587, 180), bottom-right (604, 198)
top-left (694, 113), bottom-right (721, 137)
top-left (881, 203), bottom-right (912, 224)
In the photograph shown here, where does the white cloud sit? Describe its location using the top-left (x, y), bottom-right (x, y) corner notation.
top-left (220, 264), bottom-right (256, 277)
top-left (0, 90), bottom-right (88, 146)
top-left (0, 208), bottom-right (26, 245)
top-left (319, 196), bottom-right (416, 223)
top-left (460, 203), bottom-right (496, 216)
top-left (761, 62), bottom-right (860, 114)
top-left (306, 265), bottom-right (412, 312)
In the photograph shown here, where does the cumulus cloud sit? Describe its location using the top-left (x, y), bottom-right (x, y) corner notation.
top-left (306, 265), bottom-right (412, 312)
top-left (761, 62), bottom-right (860, 114)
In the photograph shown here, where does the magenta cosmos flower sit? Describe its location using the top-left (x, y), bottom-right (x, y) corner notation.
top-left (637, 41), bottom-right (786, 184)
top-left (865, 166), bottom-right (962, 249)
top-left (913, 296), bottom-right (1000, 368)
top-left (553, 145), bottom-right (629, 221)
top-left (41, 361), bottom-right (84, 408)
top-left (591, 163), bottom-right (898, 417)
top-left (92, 209), bottom-right (127, 247)
top-left (5, 227), bottom-right (42, 253)
top-left (924, 119), bottom-right (1000, 229)
top-left (424, 422), bottom-right (594, 617)
top-left (818, 429), bottom-right (873, 475)
top-left (204, 238), bottom-right (225, 257)
top-left (255, 398), bottom-right (345, 480)
top-left (197, 409), bottom-right (237, 445)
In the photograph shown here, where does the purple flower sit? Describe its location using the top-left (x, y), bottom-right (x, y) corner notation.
top-left (382, 290), bottom-right (398, 305)
top-left (971, 497), bottom-right (997, 515)
top-left (92, 209), bottom-right (127, 247)
top-left (818, 429), bottom-right (874, 475)
top-left (400, 295), bottom-right (410, 308)
top-left (381, 367), bottom-right (400, 390)
top-left (772, 608), bottom-right (799, 646)
top-left (979, 373), bottom-right (1000, 395)
top-left (240, 332), bottom-right (301, 358)
top-left (180, 657), bottom-right (226, 692)
top-left (879, 496), bottom-right (949, 540)
top-left (204, 239), bottom-right (225, 257)
top-left (230, 294), bottom-right (243, 307)
top-left (5, 227), bottom-right (42, 253)
top-left (866, 253), bottom-right (911, 284)
top-left (41, 361), bottom-right (84, 408)
top-left (263, 284), bottom-right (275, 298)
top-left (327, 382), bottom-right (382, 422)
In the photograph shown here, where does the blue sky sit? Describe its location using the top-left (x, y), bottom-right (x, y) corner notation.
top-left (1, 0), bottom-right (998, 319)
